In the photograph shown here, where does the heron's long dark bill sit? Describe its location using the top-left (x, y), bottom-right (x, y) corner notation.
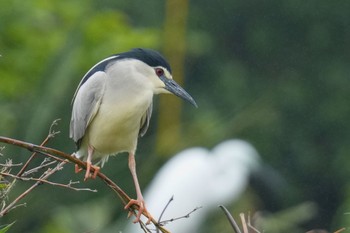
top-left (161, 76), bottom-right (198, 107)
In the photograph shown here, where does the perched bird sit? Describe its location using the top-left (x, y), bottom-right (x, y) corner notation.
top-left (69, 48), bottom-right (197, 222)
top-left (124, 139), bottom-right (260, 233)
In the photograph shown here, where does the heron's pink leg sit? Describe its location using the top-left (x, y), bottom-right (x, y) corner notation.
top-left (124, 152), bottom-right (152, 224)
top-left (83, 145), bottom-right (100, 181)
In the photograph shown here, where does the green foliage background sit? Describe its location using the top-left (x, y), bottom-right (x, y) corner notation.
top-left (1, 0), bottom-right (350, 232)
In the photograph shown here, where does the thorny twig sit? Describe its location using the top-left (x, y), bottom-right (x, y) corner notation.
top-left (0, 162), bottom-right (16, 211)
top-left (155, 196), bottom-right (175, 233)
top-left (0, 163), bottom-right (22, 167)
top-left (17, 119), bottom-right (61, 177)
top-left (0, 120), bottom-right (64, 217)
top-left (0, 123), bottom-right (170, 233)
top-left (159, 207), bottom-right (202, 226)
top-left (0, 160), bottom-right (67, 217)
top-left (0, 146), bottom-right (5, 156)
top-left (149, 196), bottom-right (202, 233)
top-left (0, 172), bottom-right (97, 192)
top-left (21, 159), bottom-right (57, 177)
top-left (159, 196), bottom-right (174, 223)
top-left (159, 201), bottom-right (202, 226)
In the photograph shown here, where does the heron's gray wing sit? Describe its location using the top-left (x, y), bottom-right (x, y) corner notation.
top-left (139, 102), bottom-right (153, 137)
top-left (70, 71), bottom-right (107, 146)
top-left (71, 55), bottom-right (119, 103)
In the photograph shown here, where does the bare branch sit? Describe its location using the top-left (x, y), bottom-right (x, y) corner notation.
top-left (0, 160), bottom-right (68, 217)
top-left (21, 160), bottom-right (57, 177)
top-left (219, 208), bottom-right (263, 233)
top-left (0, 179), bottom-right (16, 209)
top-left (155, 196), bottom-right (174, 233)
top-left (160, 205), bottom-right (202, 226)
top-left (240, 213), bottom-right (249, 233)
top-left (140, 223), bottom-right (152, 233)
top-left (0, 136), bottom-right (171, 233)
top-left (0, 162), bottom-right (23, 167)
top-left (0, 146), bottom-right (5, 156)
top-left (1, 180), bottom-right (36, 217)
top-left (17, 119), bottom-right (61, 177)
top-left (334, 228), bottom-right (346, 233)
top-left (247, 212), bottom-right (261, 233)
top-left (159, 196), bottom-right (174, 223)
top-left (48, 119), bottom-right (61, 138)
top-left (219, 205), bottom-right (242, 233)
top-left (4, 203), bottom-right (27, 213)
top-left (0, 172), bottom-right (97, 192)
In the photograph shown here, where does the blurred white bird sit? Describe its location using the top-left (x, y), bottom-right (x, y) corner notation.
top-left (123, 139), bottom-right (261, 233)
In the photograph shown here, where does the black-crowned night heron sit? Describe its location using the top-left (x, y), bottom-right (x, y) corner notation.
top-left (69, 48), bottom-right (197, 223)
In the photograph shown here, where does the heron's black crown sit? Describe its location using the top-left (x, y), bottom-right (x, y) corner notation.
top-left (119, 48), bottom-right (172, 74)
top-left (80, 48), bottom-right (171, 87)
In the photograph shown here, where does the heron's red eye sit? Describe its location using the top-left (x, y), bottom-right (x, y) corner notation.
top-left (155, 68), bottom-right (164, 77)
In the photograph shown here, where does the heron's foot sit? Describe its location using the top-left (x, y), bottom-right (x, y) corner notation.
top-left (75, 164), bottom-right (83, 173)
top-left (83, 161), bottom-right (100, 181)
top-left (125, 199), bottom-right (152, 224)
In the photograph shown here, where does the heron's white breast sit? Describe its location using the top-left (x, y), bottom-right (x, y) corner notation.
top-left (84, 61), bottom-right (154, 157)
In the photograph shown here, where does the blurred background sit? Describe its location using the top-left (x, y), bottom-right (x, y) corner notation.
top-left (1, 0), bottom-right (350, 232)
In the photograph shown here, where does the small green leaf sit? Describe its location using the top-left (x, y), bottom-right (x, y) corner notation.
top-left (0, 183), bottom-right (9, 189)
top-left (0, 221), bottom-right (15, 233)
